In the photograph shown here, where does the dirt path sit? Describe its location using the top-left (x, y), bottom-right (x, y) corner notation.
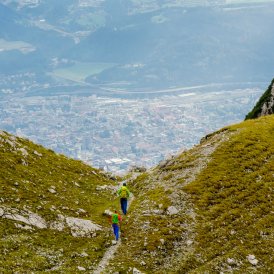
top-left (93, 191), bottom-right (134, 274)
top-left (93, 239), bottom-right (122, 274)
top-left (94, 131), bottom-right (233, 273)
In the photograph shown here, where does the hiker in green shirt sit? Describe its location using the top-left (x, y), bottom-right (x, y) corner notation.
top-left (117, 182), bottom-right (130, 215)
top-left (110, 210), bottom-right (122, 241)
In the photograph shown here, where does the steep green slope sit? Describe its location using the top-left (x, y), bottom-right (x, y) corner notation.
top-left (105, 115), bottom-right (274, 273)
top-left (182, 115), bottom-right (274, 273)
top-left (0, 131), bottom-right (120, 273)
top-left (245, 78), bottom-right (274, 120)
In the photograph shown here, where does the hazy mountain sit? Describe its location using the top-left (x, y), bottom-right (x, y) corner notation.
top-left (0, 2), bottom-right (75, 74)
top-left (1, 0), bottom-right (274, 88)
top-left (1, 114), bottom-right (273, 273)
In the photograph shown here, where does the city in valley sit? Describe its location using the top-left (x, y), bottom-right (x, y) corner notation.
top-left (0, 73), bottom-right (263, 173)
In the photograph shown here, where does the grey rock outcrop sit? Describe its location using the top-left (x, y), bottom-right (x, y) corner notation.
top-left (246, 79), bottom-right (274, 119)
top-left (1, 206), bottom-right (101, 237)
top-left (0, 206), bottom-right (47, 229)
top-left (260, 84), bottom-right (274, 116)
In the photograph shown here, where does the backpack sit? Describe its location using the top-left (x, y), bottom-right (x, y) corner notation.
top-left (112, 213), bottom-right (119, 224)
top-left (120, 186), bottom-right (128, 198)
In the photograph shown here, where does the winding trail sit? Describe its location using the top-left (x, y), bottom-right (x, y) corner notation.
top-left (93, 185), bottom-right (134, 274)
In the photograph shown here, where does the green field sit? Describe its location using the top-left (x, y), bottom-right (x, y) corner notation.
top-left (51, 62), bottom-right (116, 83)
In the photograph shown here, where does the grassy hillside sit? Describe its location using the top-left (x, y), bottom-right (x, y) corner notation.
top-left (1, 115), bottom-right (273, 273)
top-left (182, 115), bottom-right (274, 273)
top-left (104, 115), bottom-right (274, 273)
top-left (0, 131), bottom-right (121, 273)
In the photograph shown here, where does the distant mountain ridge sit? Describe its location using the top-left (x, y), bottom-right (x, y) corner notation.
top-left (246, 78), bottom-right (274, 119)
top-left (1, 1), bottom-right (274, 88)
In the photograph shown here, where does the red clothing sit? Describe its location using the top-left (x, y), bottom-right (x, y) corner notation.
top-left (110, 213), bottom-right (122, 224)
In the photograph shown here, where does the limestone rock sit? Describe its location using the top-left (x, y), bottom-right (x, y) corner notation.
top-left (48, 187), bottom-right (57, 194)
top-left (50, 214), bottom-right (66, 231)
top-left (77, 208), bottom-right (87, 214)
top-left (167, 206), bottom-right (179, 215)
top-left (133, 268), bottom-right (143, 274)
top-left (33, 150), bottom-right (42, 157)
top-left (186, 240), bottom-right (193, 246)
top-left (152, 209), bottom-right (164, 215)
top-left (1, 206), bottom-right (101, 238)
top-left (104, 209), bottom-right (114, 216)
top-left (14, 223), bottom-right (33, 230)
top-left (18, 147), bottom-right (28, 157)
top-left (65, 217), bottom-right (102, 237)
top-left (1, 206), bottom-right (47, 229)
top-left (247, 254), bottom-right (258, 266)
top-left (77, 266), bottom-right (86, 271)
top-left (227, 258), bottom-right (236, 265)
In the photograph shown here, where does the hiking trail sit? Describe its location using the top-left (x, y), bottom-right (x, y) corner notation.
top-left (93, 182), bottom-right (134, 274)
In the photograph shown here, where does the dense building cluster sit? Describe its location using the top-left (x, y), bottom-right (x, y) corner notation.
top-left (0, 77), bottom-right (262, 173)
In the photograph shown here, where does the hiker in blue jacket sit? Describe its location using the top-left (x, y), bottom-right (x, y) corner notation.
top-left (117, 182), bottom-right (130, 215)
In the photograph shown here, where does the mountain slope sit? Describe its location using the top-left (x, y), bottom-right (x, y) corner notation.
top-left (1, 115), bottom-right (273, 273)
top-left (0, 130), bottom-right (121, 273)
top-left (246, 78), bottom-right (274, 119)
top-left (104, 115), bottom-right (274, 273)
